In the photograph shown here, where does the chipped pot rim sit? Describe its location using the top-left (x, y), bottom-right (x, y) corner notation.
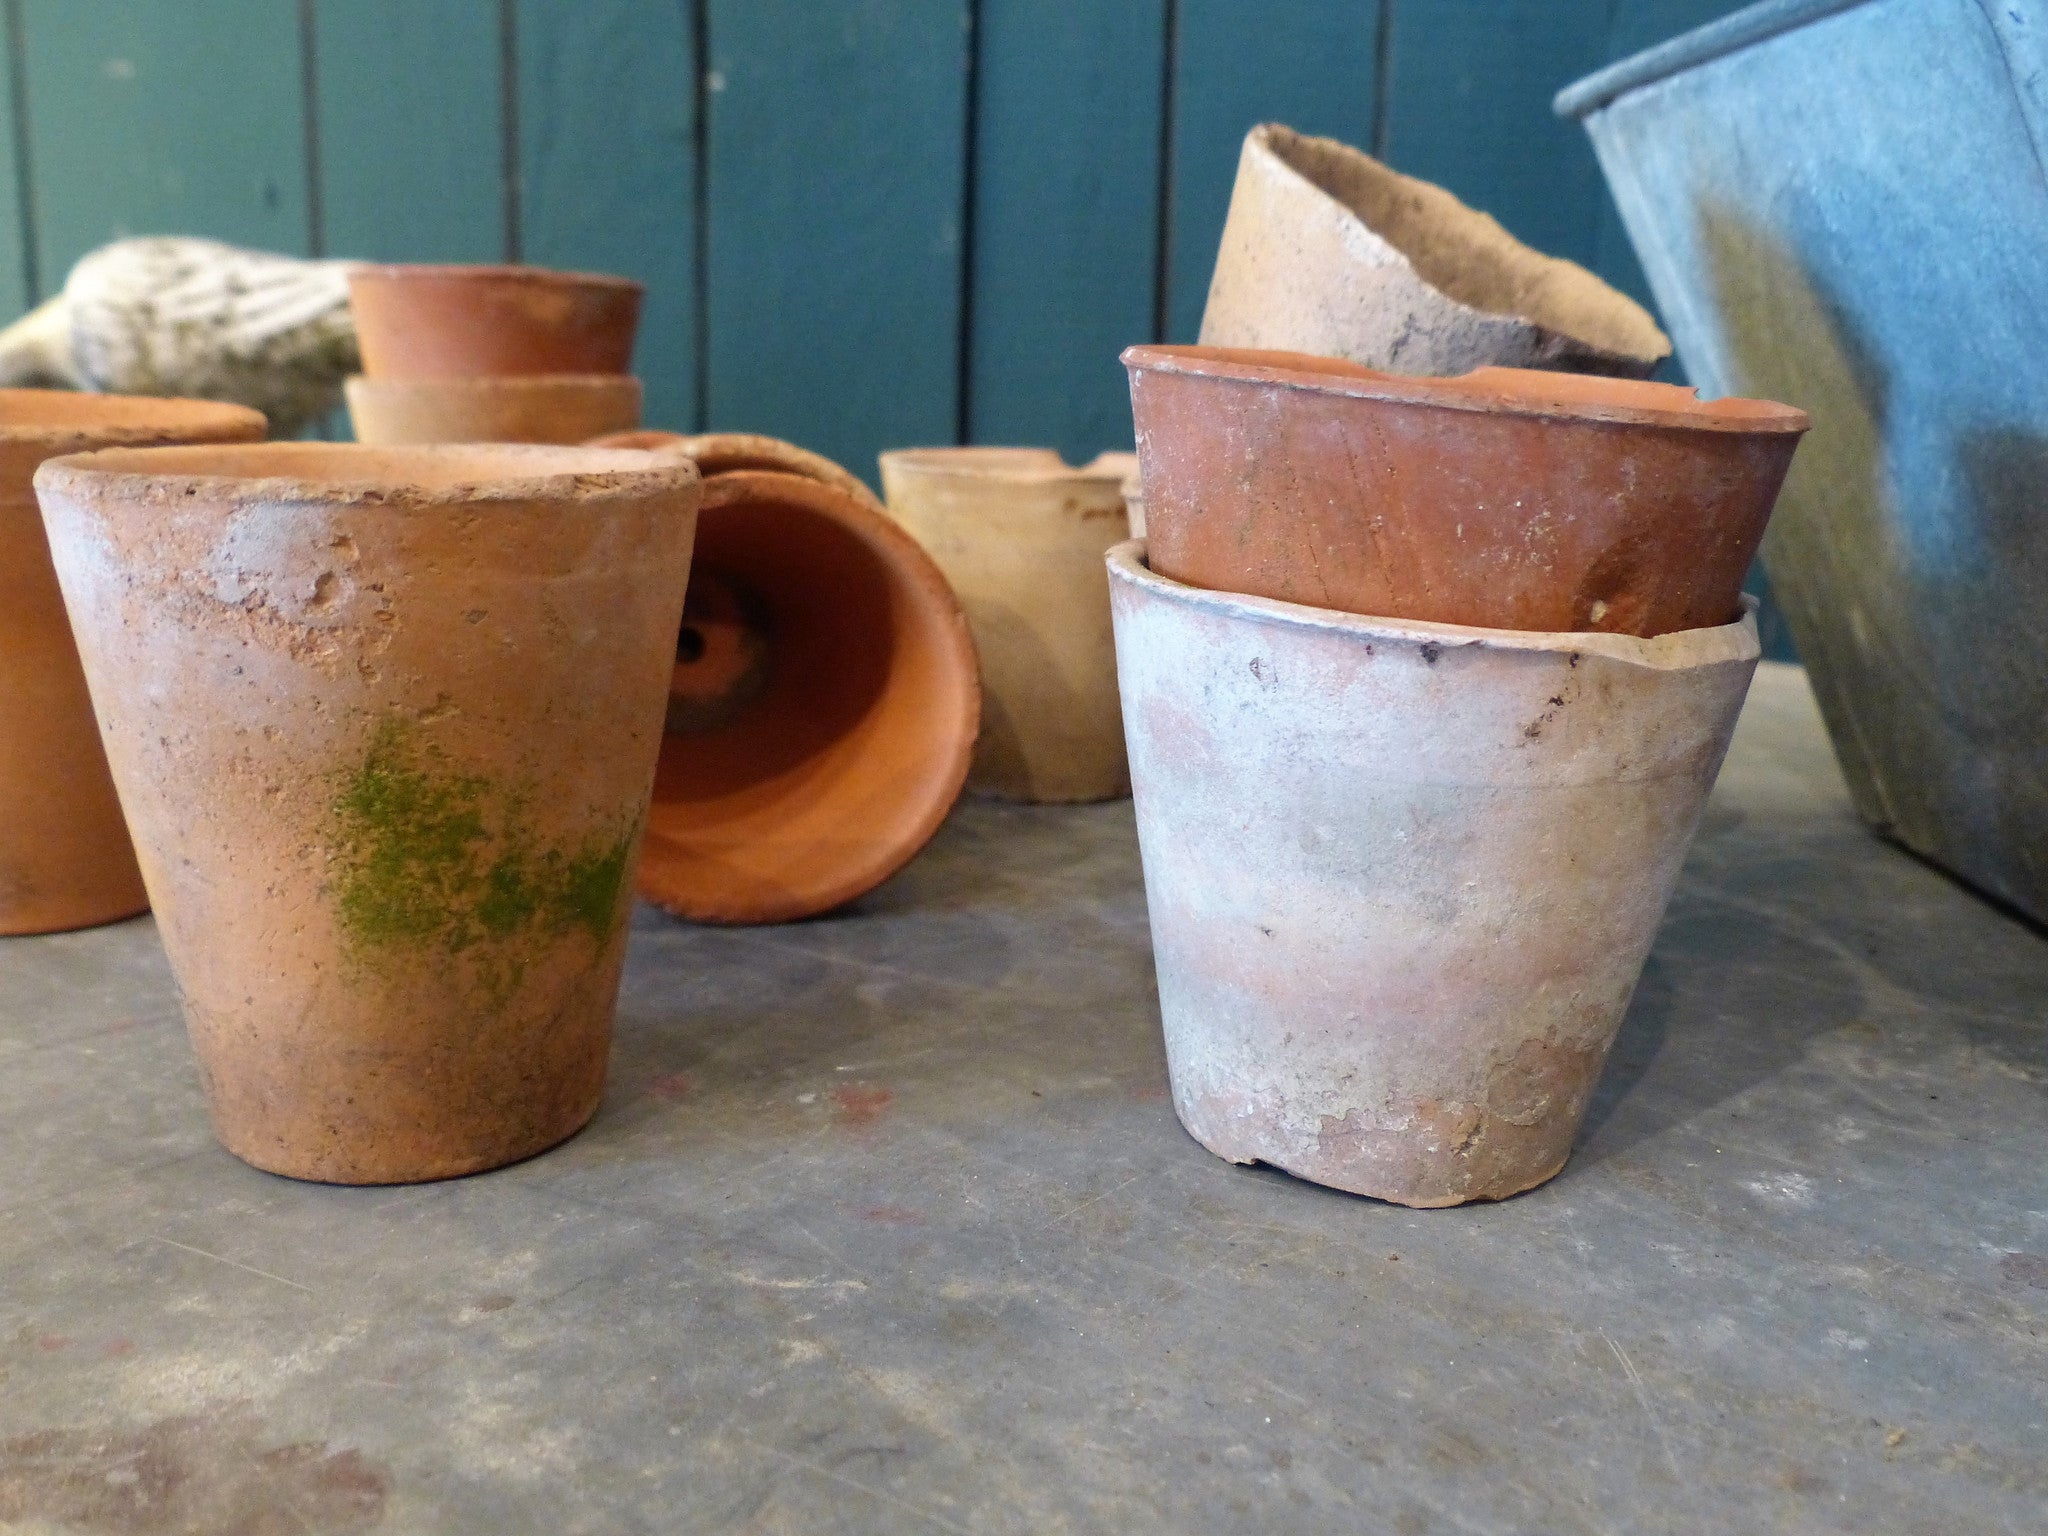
top-left (346, 262), bottom-right (645, 296)
top-left (1121, 344), bottom-right (1808, 435)
top-left (1107, 540), bottom-right (1760, 672)
top-left (34, 440), bottom-right (701, 508)
top-left (879, 446), bottom-right (1136, 485)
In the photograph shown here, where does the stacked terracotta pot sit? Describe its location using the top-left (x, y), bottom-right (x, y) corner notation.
top-left (1115, 126), bottom-right (1808, 1209)
top-left (345, 264), bottom-right (645, 445)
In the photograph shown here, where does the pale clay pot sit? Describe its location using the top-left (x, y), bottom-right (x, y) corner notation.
top-left (346, 374), bottom-right (642, 446)
top-left (880, 447), bottom-right (1135, 803)
top-left (1201, 124), bottom-right (1670, 378)
top-left (0, 391), bottom-right (266, 935)
top-left (1109, 542), bottom-right (1758, 1207)
top-left (35, 442), bottom-right (701, 1183)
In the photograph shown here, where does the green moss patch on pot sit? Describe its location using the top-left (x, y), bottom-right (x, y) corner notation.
top-left (330, 717), bottom-right (638, 960)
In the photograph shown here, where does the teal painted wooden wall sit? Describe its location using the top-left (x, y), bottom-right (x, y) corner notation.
top-left (0, 2), bottom-right (1785, 639)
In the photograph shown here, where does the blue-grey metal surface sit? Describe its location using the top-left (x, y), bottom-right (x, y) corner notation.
top-left (1561, 0), bottom-right (2048, 924)
top-left (1, 667), bottom-right (2045, 1533)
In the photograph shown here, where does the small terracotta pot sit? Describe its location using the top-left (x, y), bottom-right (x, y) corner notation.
top-left (348, 263), bottom-right (643, 380)
top-left (0, 391), bottom-right (266, 935)
top-left (880, 447), bottom-right (1134, 803)
top-left (35, 442), bottom-right (701, 1183)
top-left (1202, 123), bottom-right (1670, 377)
top-left (585, 428), bottom-right (880, 508)
top-left (1125, 344), bottom-right (1807, 638)
top-left (346, 374), bottom-right (642, 446)
top-left (639, 469), bottom-right (979, 925)
top-left (1110, 542), bottom-right (1758, 1206)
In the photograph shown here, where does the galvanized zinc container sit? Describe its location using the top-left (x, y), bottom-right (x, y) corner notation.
top-left (1559, 0), bottom-right (2048, 922)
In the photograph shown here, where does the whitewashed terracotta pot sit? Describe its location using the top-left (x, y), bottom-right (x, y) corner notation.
top-left (1109, 541), bottom-right (1758, 1206)
top-left (346, 374), bottom-right (641, 445)
top-left (880, 447), bottom-right (1135, 803)
top-left (1201, 123), bottom-right (1670, 378)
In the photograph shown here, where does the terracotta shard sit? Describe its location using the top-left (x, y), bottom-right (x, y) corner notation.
top-left (345, 374), bottom-right (642, 446)
top-left (1201, 123), bottom-right (1670, 377)
top-left (880, 446), bottom-right (1135, 803)
top-left (34, 442), bottom-right (701, 1183)
top-left (347, 262), bottom-right (643, 380)
top-left (1110, 543), bottom-right (1759, 1206)
top-left (1125, 343), bottom-right (1806, 638)
top-left (587, 428), bottom-right (882, 509)
top-left (639, 468), bottom-right (980, 925)
top-left (0, 390), bottom-right (266, 936)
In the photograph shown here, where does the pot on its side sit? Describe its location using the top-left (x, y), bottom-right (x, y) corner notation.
top-left (880, 447), bottom-right (1133, 803)
top-left (0, 391), bottom-right (266, 935)
top-left (36, 442), bottom-right (701, 1183)
top-left (1126, 344), bottom-right (1806, 638)
top-left (641, 469), bottom-right (979, 925)
top-left (588, 429), bottom-right (882, 510)
top-left (1201, 123), bottom-right (1670, 378)
top-left (1110, 542), bottom-right (1758, 1206)
top-left (348, 263), bottom-right (643, 380)
top-left (346, 374), bottom-right (642, 446)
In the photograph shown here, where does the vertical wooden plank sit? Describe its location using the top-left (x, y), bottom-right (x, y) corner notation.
top-left (705, 0), bottom-right (969, 483)
top-left (20, 0), bottom-right (309, 286)
top-left (1164, 0), bottom-right (1380, 343)
top-left (967, 0), bottom-right (1165, 458)
top-left (313, 0), bottom-right (504, 262)
top-left (1380, 0), bottom-right (1612, 269)
top-left (517, 0), bottom-right (697, 432)
top-left (0, 4), bottom-right (31, 315)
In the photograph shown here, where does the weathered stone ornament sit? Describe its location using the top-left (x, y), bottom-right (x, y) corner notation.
top-left (880, 447), bottom-right (1135, 803)
top-left (1201, 123), bottom-right (1670, 378)
top-left (1109, 543), bottom-right (1759, 1206)
top-left (1125, 343), bottom-right (1806, 638)
top-left (35, 442), bottom-right (701, 1183)
top-left (0, 391), bottom-right (266, 935)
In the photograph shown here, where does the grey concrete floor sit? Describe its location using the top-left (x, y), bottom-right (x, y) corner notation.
top-left (1, 662), bottom-right (2044, 1535)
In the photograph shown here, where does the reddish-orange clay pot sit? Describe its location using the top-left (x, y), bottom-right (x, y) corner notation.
top-left (1124, 344), bottom-right (1808, 637)
top-left (0, 390), bottom-right (266, 935)
top-left (639, 468), bottom-right (980, 925)
top-left (586, 429), bottom-right (881, 508)
top-left (35, 442), bottom-right (701, 1183)
top-left (348, 263), bottom-right (643, 380)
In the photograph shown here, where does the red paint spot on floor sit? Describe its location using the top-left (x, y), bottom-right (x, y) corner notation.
top-left (832, 1083), bottom-right (893, 1128)
top-left (34, 1336), bottom-right (69, 1353)
top-left (1130, 1081), bottom-right (1170, 1101)
top-left (860, 1205), bottom-right (924, 1225)
top-left (100, 1339), bottom-right (136, 1359)
top-left (647, 1071), bottom-right (696, 1101)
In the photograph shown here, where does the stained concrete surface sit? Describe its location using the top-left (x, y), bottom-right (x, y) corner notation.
top-left (0, 662), bottom-right (2043, 1534)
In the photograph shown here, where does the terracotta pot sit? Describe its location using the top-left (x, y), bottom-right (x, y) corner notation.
top-left (1201, 123), bottom-right (1670, 378)
top-left (346, 374), bottom-right (642, 446)
top-left (1104, 452), bottom-right (1143, 540)
top-left (0, 391), bottom-right (266, 936)
top-left (879, 447), bottom-right (1133, 803)
top-left (348, 263), bottom-right (642, 380)
top-left (35, 442), bottom-right (701, 1183)
top-left (639, 469), bottom-right (979, 925)
top-left (586, 428), bottom-right (881, 507)
top-left (1109, 542), bottom-right (1758, 1206)
top-left (1125, 344), bottom-right (1807, 638)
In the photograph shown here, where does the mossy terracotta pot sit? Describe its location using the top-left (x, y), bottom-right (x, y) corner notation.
top-left (639, 468), bottom-right (979, 925)
top-left (587, 429), bottom-right (881, 508)
top-left (1125, 344), bottom-right (1807, 638)
top-left (35, 442), bottom-right (701, 1183)
top-left (1109, 542), bottom-right (1758, 1206)
top-left (0, 391), bottom-right (266, 935)
top-left (348, 263), bottom-right (643, 380)
top-left (1202, 123), bottom-right (1670, 377)
top-left (345, 374), bottom-right (642, 446)
top-left (879, 447), bottom-right (1134, 803)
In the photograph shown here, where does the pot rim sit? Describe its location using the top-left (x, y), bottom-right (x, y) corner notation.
top-left (879, 446), bottom-right (1134, 484)
top-left (0, 389), bottom-right (267, 447)
top-left (344, 373), bottom-right (641, 395)
top-left (1122, 344), bottom-right (1806, 435)
top-left (1555, 0), bottom-right (1867, 119)
top-left (1107, 540), bottom-right (1760, 672)
top-left (346, 262), bottom-right (644, 296)
top-left (34, 440), bottom-right (699, 508)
